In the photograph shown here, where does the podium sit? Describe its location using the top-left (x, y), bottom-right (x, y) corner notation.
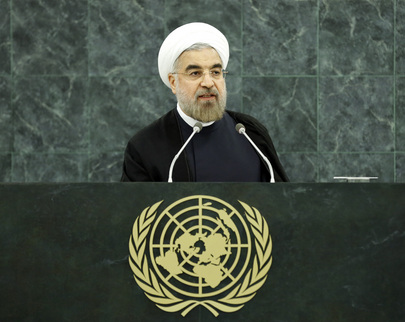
top-left (0, 183), bottom-right (404, 321)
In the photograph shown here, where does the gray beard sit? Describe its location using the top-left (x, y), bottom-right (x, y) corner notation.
top-left (176, 86), bottom-right (227, 123)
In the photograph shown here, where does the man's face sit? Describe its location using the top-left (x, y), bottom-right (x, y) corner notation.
top-left (168, 48), bottom-right (227, 123)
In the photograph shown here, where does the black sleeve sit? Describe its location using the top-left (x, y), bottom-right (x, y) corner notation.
top-left (120, 139), bottom-right (153, 182)
top-left (120, 109), bottom-right (192, 182)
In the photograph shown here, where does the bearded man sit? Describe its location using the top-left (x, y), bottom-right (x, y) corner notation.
top-left (121, 22), bottom-right (288, 182)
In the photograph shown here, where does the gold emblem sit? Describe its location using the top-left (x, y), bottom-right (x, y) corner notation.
top-left (128, 195), bottom-right (272, 317)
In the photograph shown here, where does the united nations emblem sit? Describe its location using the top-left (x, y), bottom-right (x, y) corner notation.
top-left (129, 195), bottom-right (272, 317)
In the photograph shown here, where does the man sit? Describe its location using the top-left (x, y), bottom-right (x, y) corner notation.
top-left (121, 22), bottom-right (288, 182)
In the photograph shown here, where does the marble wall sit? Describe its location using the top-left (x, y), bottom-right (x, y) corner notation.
top-left (0, 0), bottom-right (404, 182)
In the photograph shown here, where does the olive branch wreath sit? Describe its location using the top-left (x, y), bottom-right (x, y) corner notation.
top-left (128, 199), bottom-right (272, 317)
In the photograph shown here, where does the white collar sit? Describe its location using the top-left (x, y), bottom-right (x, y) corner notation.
top-left (176, 103), bottom-right (215, 128)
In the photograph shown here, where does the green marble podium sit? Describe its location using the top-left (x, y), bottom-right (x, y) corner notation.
top-left (0, 183), bottom-right (404, 321)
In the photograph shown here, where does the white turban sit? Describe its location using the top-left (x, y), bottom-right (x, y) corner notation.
top-left (158, 22), bottom-right (229, 88)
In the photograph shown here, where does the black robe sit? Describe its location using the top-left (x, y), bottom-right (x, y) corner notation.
top-left (121, 109), bottom-right (289, 182)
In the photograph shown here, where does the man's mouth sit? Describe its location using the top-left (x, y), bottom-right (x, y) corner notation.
top-left (198, 93), bottom-right (216, 100)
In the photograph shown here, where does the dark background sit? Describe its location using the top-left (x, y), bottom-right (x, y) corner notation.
top-left (1, 182), bottom-right (404, 321)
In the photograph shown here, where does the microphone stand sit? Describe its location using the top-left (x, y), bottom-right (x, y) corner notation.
top-left (168, 122), bottom-right (202, 182)
top-left (236, 123), bottom-right (275, 183)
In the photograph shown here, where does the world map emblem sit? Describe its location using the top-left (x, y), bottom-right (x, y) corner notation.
top-left (129, 195), bottom-right (272, 317)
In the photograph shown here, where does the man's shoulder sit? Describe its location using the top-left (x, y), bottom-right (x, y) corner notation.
top-left (226, 110), bottom-right (267, 132)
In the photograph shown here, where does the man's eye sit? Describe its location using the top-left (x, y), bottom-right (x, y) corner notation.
top-left (189, 71), bottom-right (202, 77)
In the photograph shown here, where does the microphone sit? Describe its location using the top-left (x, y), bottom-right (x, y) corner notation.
top-left (168, 122), bottom-right (203, 182)
top-left (235, 123), bottom-right (275, 183)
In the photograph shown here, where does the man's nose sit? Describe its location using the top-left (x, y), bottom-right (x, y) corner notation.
top-left (200, 72), bottom-right (214, 88)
